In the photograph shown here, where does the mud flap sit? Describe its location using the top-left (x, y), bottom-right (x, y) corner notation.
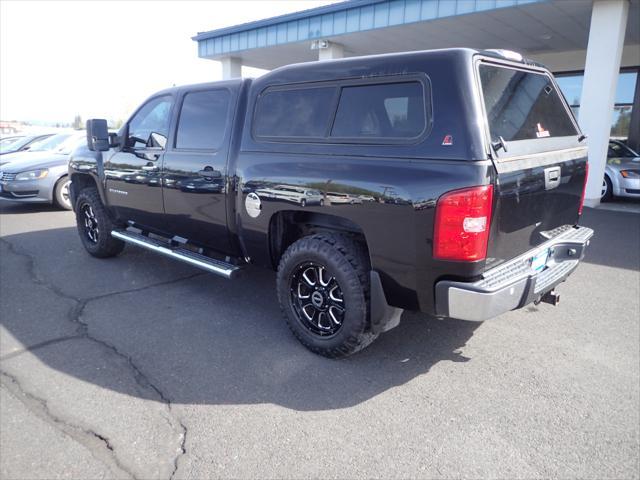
top-left (370, 271), bottom-right (403, 334)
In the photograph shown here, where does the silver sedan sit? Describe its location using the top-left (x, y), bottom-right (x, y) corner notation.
top-left (602, 140), bottom-right (640, 201)
top-left (0, 132), bottom-right (86, 210)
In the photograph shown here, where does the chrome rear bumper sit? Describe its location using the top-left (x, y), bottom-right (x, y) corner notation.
top-left (435, 225), bottom-right (594, 322)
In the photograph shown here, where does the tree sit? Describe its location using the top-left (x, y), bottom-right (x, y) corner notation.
top-left (72, 114), bottom-right (83, 130)
top-left (611, 107), bottom-right (631, 138)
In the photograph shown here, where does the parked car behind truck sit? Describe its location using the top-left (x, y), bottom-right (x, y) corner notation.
top-left (70, 48), bottom-right (592, 357)
top-left (601, 140), bottom-right (640, 201)
top-left (0, 133), bottom-right (54, 155)
top-left (0, 132), bottom-right (86, 209)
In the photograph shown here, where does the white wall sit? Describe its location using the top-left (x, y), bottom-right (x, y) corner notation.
top-left (576, 0), bottom-right (629, 207)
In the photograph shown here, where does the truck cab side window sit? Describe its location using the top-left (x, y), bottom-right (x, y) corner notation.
top-left (127, 96), bottom-right (172, 149)
top-left (176, 89), bottom-right (231, 150)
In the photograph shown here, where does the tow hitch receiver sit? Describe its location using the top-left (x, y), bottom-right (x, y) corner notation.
top-left (539, 290), bottom-right (560, 306)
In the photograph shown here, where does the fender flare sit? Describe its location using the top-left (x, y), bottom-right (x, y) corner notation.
top-left (69, 171), bottom-right (106, 210)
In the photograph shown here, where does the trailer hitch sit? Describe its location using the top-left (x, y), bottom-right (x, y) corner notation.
top-left (538, 290), bottom-right (560, 306)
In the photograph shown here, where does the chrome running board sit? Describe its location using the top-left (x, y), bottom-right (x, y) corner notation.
top-left (111, 229), bottom-right (241, 279)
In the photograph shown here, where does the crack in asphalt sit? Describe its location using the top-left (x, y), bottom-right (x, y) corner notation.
top-left (0, 236), bottom-right (201, 479)
top-left (0, 371), bottom-right (136, 479)
top-left (172, 419), bottom-right (188, 480)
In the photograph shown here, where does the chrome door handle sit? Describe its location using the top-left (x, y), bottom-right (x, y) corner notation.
top-left (544, 166), bottom-right (561, 190)
top-left (198, 167), bottom-right (221, 178)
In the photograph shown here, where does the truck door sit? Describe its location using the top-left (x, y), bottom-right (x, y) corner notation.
top-left (104, 95), bottom-right (173, 231)
top-left (161, 87), bottom-right (235, 253)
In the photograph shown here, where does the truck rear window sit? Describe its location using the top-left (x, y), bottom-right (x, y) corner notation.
top-left (479, 64), bottom-right (577, 143)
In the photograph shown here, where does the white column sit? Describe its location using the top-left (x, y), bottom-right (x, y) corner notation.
top-left (579, 0), bottom-right (629, 207)
top-left (318, 42), bottom-right (344, 61)
top-left (220, 56), bottom-right (242, 79)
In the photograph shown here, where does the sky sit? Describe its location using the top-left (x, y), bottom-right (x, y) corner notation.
top-left (0, 0), bottom-right (337, 125)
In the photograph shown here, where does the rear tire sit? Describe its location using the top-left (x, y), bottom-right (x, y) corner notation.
top-left (53, 176), bottom-right (72, 210)
top-left (277, 233), bottom-right (378, 358)
top-left (601, 175), bottom-right (613, 202)
top-left (75, 187), bottom-right (125, 258)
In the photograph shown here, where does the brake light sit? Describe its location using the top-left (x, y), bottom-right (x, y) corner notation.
top-left (434, 185), bottom-right (494, 261)
top-left (578, 162), bottom-right (588, 215)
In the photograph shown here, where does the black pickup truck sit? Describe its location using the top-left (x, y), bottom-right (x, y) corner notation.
top-left (69, 48), bottom-right (593, 358)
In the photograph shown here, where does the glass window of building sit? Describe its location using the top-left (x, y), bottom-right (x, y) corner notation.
top-left (555, 70), bottom-right (638, 138)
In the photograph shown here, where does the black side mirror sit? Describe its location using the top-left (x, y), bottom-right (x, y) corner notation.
top-left (108, 132), bottom-right (121, 148)
top-left (86, 119), bottom-right (110, 151)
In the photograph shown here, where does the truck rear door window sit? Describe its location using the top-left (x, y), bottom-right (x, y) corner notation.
top-left (331, 82), bottom-right (425, 139)
top-left (176, 89), bottom-right (230, 150)
top-left (254, 87), bottom-right (336, 138)
top-left (479, 64), bottom-right (577, 143)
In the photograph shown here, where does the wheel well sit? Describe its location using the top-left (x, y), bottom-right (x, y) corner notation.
top-left (268, 211), bottom-right (370, 268)
top-left (70, 173), bottom-right (99, 206)
top-left (52, 174), bottom-right (69, 196)
top-left (71, 173), bottom-right (97, 191)
top-left (53, 174), bottom-right (68, 191)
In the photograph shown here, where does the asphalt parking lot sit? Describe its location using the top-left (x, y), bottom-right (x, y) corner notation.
top-left (0, 200), bottom-right (638, 480)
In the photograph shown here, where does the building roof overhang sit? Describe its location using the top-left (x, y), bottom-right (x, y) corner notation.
top-left (193, 0), bottom-right (640, 71)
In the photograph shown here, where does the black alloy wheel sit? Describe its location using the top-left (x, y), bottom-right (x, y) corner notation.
top-left (290, 262), bottom-right (345, 336)
top-left (81, 203), bottom-right (99, 243)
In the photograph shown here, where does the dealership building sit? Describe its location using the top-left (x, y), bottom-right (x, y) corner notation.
top-left (193, 0), bottom-right (639, 206)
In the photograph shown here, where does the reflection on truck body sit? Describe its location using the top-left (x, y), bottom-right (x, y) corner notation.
top-left (256, 184), bottom-right (324, 206)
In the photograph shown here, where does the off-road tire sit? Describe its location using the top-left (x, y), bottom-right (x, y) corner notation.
top-left (75, 187), bottom-right (125, 258)
top-left (53, 176), bottom-right (72, 210)
top-left (277, 233), bottom-right (378, 358)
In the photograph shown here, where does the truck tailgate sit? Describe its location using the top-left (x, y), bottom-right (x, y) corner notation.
top-left (486, 148), bottom-right (587, 268)
top-left (476, 59), bottom-right (588, 269)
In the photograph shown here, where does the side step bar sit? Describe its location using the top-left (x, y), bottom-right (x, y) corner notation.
top-left (111, 229), bottom-right (241, 279)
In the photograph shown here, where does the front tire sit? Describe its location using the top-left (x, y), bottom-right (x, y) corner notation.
top-left (277, 233), bottom-right (378, 358)
top-left (75, 187), bottom-right (125, 258)
top-left (601, 175), bottom-right (613, 202)
top-left (53, 176), bottom-right (72, 210)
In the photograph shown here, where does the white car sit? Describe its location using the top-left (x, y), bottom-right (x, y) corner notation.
top-left (256, 185), bottom-right (324, 206)
top-left (327, 192), bottom-right (362, 205)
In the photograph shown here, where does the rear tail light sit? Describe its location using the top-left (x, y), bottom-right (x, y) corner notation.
top-left (433, 185), bottom-right (494, 261)
top-left (578, 162), bottom-right (588, 215)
